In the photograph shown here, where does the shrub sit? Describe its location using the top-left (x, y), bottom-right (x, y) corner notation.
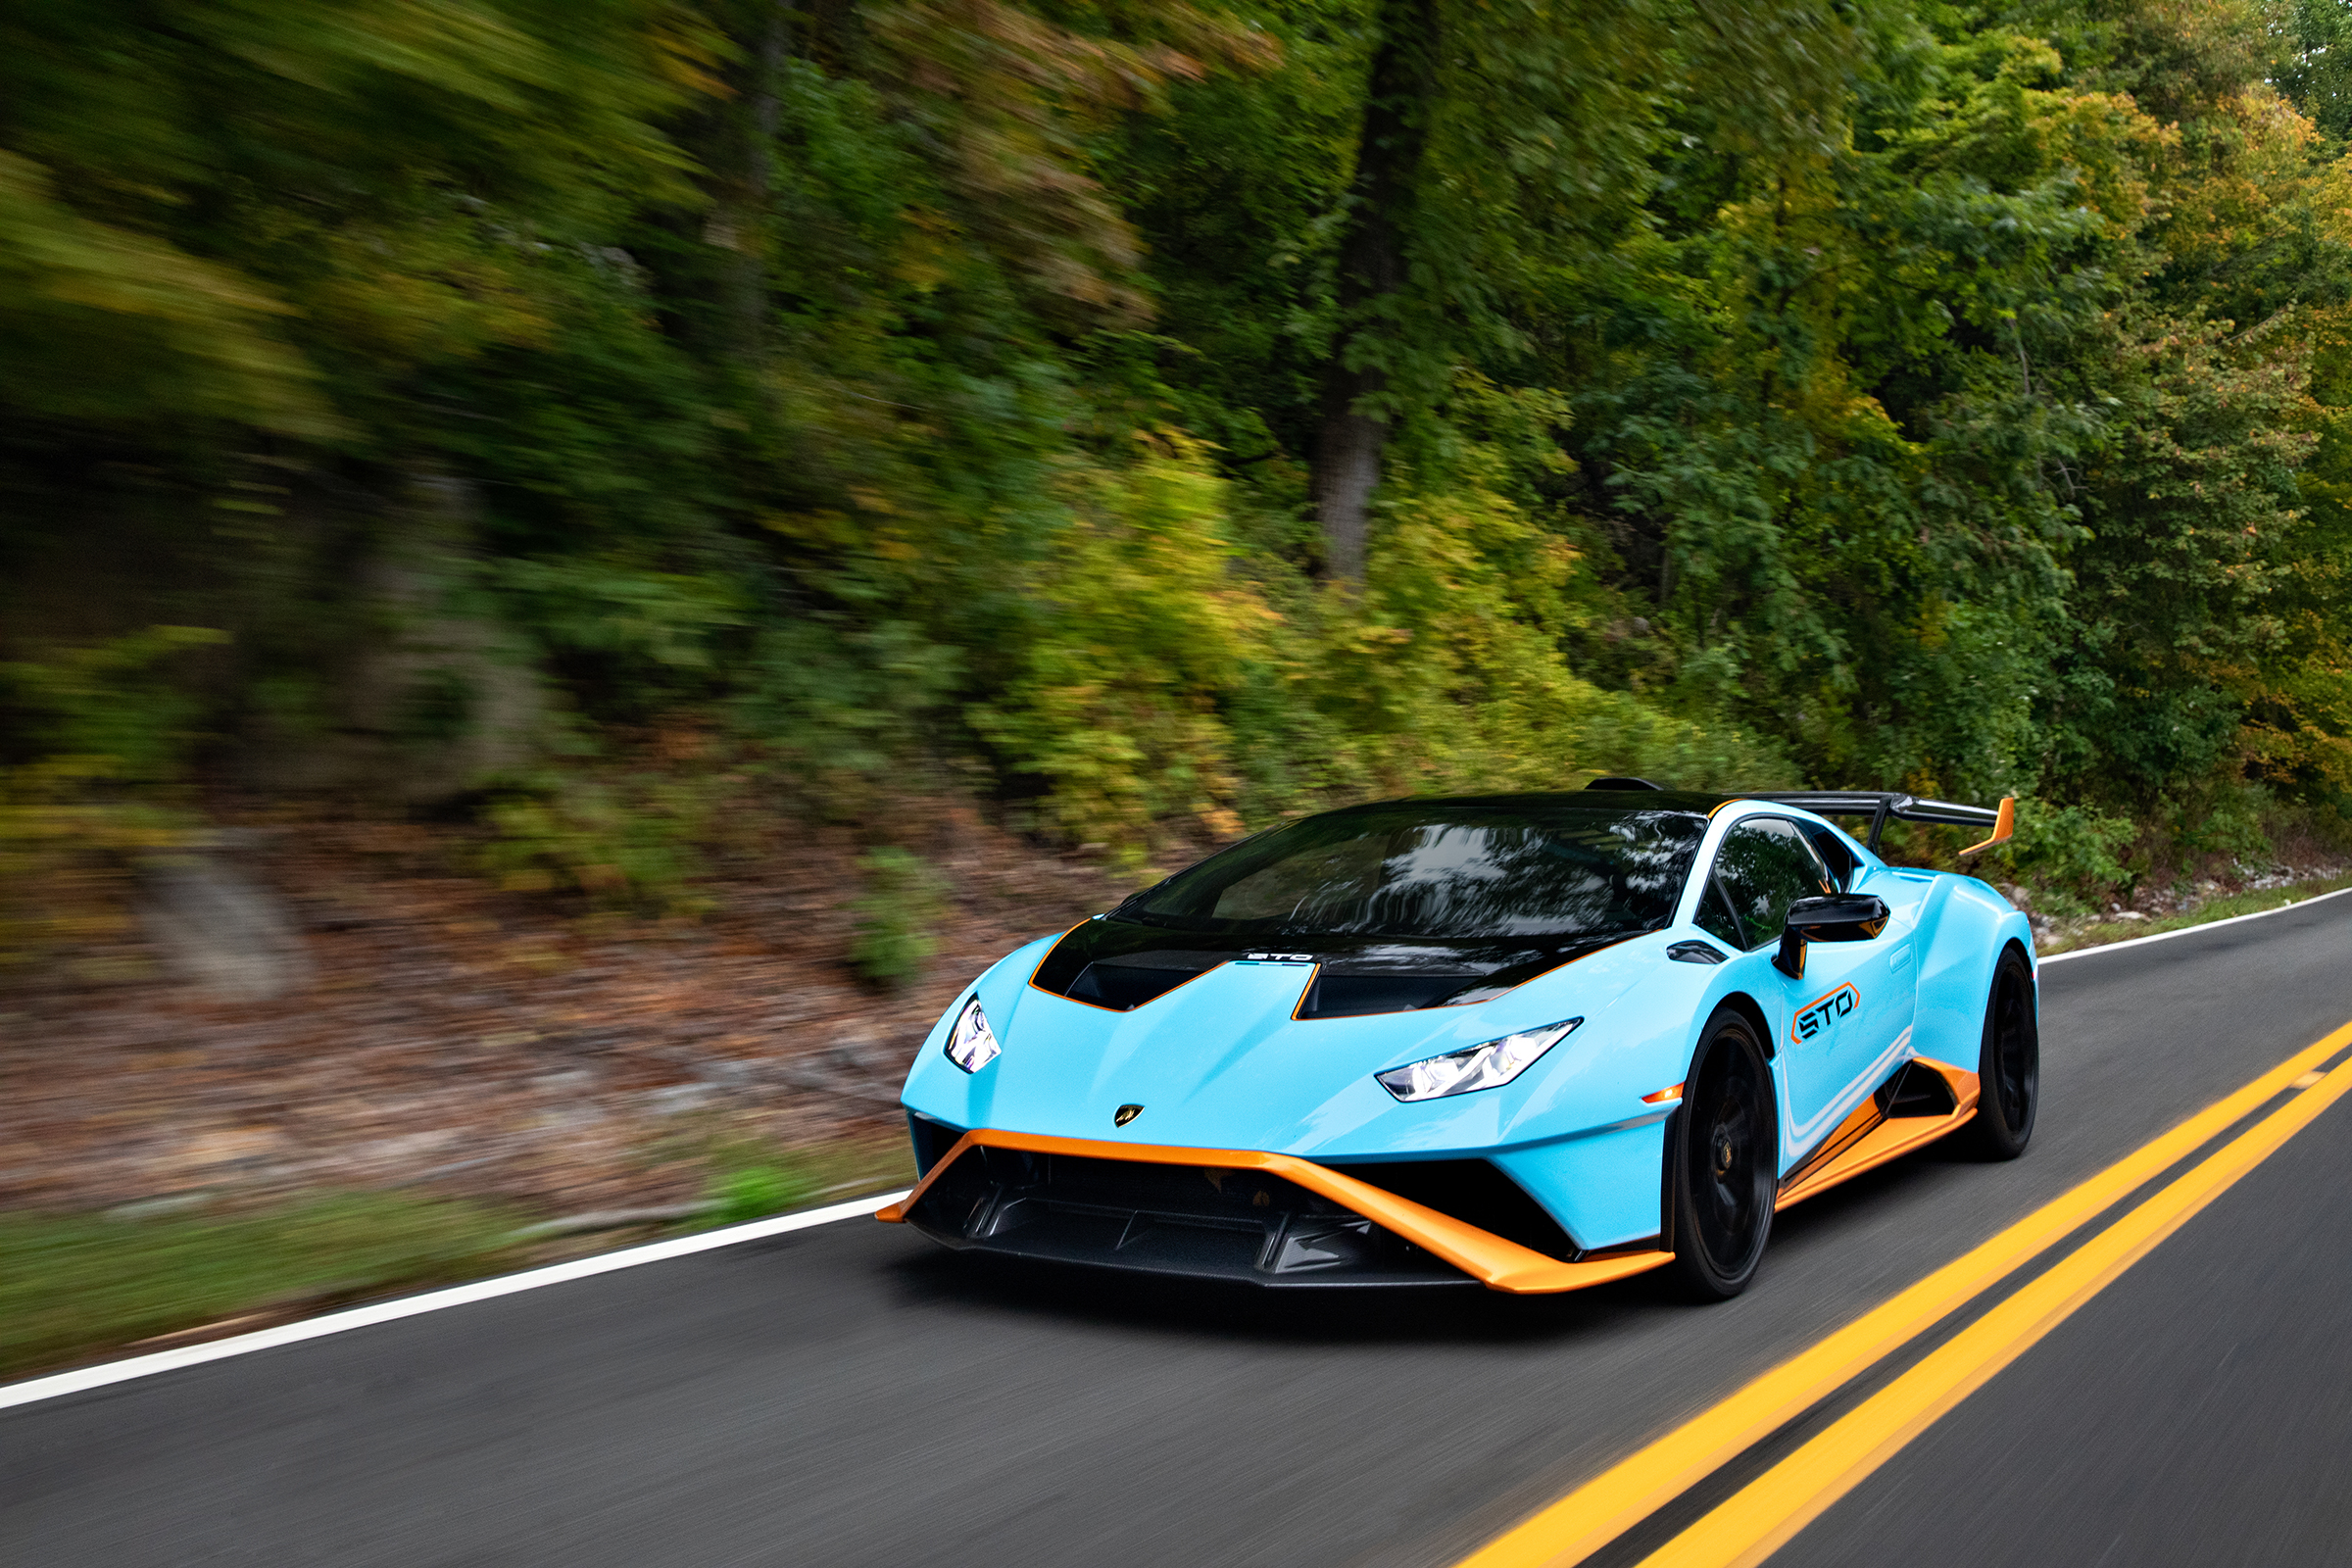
top-left (969, 436), bottom-right (1267, 867)
top-left (477, 764), bottom-right (721, 916)
top-left (1996, 798), bottom-right (2136, 913)
top-left (848, 846), bottom-right (948, 985)
top-left (0, 627), bottom-right (225, 974)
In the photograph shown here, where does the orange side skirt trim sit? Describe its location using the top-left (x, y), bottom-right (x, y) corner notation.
top-left (1774, 1056), bottom-right (1982, 1212)
top-left (878, 1128), bottom-right (1672, 1296)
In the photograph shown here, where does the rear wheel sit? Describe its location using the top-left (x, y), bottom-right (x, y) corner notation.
top-left (1668, 1010), bottom-right (1778, 1299)
top-left (1966, 946), bottom-right (2039, 1159)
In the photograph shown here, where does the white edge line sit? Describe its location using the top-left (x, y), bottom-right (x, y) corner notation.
top-left (2039, 885), bottom-right (2351, 966)
top-left (0, 1188), bottom-right (911, 1414)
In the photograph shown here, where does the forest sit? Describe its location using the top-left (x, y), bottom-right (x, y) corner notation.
top-left (8, 0), bottom-right (2352, 957)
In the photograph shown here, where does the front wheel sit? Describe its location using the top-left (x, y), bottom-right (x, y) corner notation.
top-left (1668, 1010), bottom-right (1778, 1300)
top-left (1965, 945), bottom-right (2039, 1159)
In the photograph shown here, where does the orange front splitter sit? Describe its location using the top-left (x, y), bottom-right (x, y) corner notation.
top-left (881, 1127), bottom-right (1670, 1296)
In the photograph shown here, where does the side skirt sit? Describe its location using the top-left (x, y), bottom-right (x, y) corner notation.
top-left (1775, 1056), bottom-right (1982, 1212)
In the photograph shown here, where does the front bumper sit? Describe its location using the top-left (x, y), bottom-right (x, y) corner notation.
top-left (879, 1128), bottom-right (1671, 1295)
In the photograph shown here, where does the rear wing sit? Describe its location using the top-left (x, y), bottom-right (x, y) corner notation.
top-left (1752, 791), bottom-right (2016, 858)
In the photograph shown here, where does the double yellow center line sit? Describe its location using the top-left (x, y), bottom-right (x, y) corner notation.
top-left (1454, 1018), bottom-right (2352, 1568)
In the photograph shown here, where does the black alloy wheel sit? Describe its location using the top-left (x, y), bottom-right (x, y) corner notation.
top-left (1668, 1010), bottom-right (1778, 1299)
top-left (1966, 945), bottom-right (2039, 1159)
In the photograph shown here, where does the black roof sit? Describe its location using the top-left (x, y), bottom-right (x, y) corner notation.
top-left (1315, 789), bottom-right (1735, 817)
top-left (1308, 786), bottom-right (2007, 852)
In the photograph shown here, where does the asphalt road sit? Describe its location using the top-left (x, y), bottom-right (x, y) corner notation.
top-left (7, 897), bottom-right (2350, 1568)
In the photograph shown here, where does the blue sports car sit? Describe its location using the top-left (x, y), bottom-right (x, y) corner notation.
top-left (882, 781), bottom-right (2035, 1298)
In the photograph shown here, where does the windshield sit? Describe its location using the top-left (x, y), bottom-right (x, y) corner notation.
top-left (1122, 803), bottom-right (1707, 939)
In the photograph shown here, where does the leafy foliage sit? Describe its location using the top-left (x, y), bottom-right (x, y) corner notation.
top-left (849, 846), bottom-right (949, 983)
top-left (4, 0), bottom-right (2351, 920)
top-left (1989, 798), bottom-right (2137, 913)
top-left (0, 629), bottom-right (226, 971)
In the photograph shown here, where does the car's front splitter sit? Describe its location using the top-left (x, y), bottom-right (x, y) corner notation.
top-left (878, 1128), bottom-right (1674, 1295)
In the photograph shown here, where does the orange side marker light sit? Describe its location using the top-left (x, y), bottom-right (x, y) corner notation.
top-left (1642, 1083), bottom-right (1685, 1104)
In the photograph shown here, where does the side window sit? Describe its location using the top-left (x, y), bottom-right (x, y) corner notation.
top-left (1693, 878), bottom-right (1745, 949)
top-left (1711, 819), bottom-right (1835, 950)
top-left (1797, 821), bottom-right (1858, 892)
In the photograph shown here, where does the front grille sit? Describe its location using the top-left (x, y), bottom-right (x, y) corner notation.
top-left (906, 1147), bottom-right (1472, 1287)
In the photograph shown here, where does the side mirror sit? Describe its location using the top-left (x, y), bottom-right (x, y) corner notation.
top-left (1774, 896), bottom-right (1890, 979)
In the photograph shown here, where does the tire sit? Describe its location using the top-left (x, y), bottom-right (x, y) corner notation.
top-left (1668, 1010), bottom-right (1778, 1299)
top-left (1965, 945), bottom-right (2039, 1159)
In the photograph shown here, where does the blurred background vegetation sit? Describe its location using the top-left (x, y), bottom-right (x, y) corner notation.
top-left (6, 0), bottom-right (2352, 956)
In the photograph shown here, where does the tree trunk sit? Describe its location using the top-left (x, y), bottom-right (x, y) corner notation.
top-left (718, 3), bottom-right (792, 360)
top-left (1310, 0), bottom-right (1439, 582)
top-left (1312, 382), bottom-right (1385, 581)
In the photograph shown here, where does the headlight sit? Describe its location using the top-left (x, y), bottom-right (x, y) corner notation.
top-left (1376, 1017), bottom-right (1582, 1102)
top-left (943, 996), bottom-right (1001, 1073)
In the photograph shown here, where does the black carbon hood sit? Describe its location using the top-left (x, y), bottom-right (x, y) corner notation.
top-left (1028, 917), bottom-right (1636, 1019)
